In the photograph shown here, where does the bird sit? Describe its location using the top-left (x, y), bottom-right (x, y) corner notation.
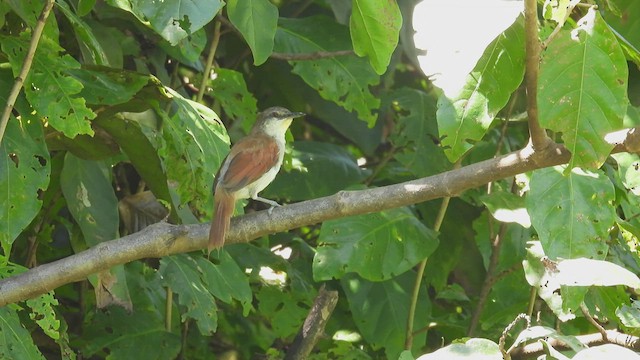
top-left (208, 106), bottom-right (305, 252)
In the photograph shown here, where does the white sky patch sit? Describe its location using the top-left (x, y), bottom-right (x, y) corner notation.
top-left (413, 0), bottom-right (524, 96)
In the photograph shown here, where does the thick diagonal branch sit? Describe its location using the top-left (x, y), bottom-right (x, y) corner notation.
top-left (1, 127), bottom-right (640, 306)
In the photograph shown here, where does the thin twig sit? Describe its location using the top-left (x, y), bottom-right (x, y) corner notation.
top-left (196, 20), bottom-right (222, 103)
top-left (165, 287), bottom-right (173, 331)
top-left (580, 302), bottom-right (608, 341)
top-left (524, 0), bottom-right (550, 151)
top-left (499, 313), bottom-right (531, 360)
top-left (405, 193), bottom-right (452, 349)
top-left (0, 0), bottom-right (55, 144)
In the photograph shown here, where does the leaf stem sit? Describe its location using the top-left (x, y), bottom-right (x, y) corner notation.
top-left (0, 0), bottom-right (55, 144)
top-left (196, 20), bottom-right (222, 104)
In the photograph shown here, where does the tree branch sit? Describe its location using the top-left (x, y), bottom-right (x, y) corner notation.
top-left (0, 0), bottom-right (55, 144)
top-left (524, 0), bottom-right (550, 150)
top-left (510, 330), bottom-right (640, 359)
top-left (1, 127), bottom-right (640, 306)
top-left (285, 285), bottom-right (339, 360)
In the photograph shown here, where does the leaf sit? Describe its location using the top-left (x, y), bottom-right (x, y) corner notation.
top-left (0, 307), bottom-right (46, 360)
top-left (274, 16), bottom-right (380, 126)
top-left (55, 0), bottom-right (109, 65)
top-left (603, 0), bottom-right (640, 51)
top-left (106, 0), bottom-right (224, 46)
top-left (256, 285), bottom-right (311, 338)
top-left (26, 292), bottom-right (60, 340)
top-left (415, 338), bottom-right (500, 360)
top-left (342, 272), bottom-right (429, 359)
top-left (611, 153), bottom-right (640, 195)
top-left (572, 344), bottom-right (640, 360)
top-left (538, 8), bottom-right (628, 170)
top-left (350, 0), bottom-right (402, 75)
top-left (82, 305), bottom-right (181, 359)
top-left (209, 68), bottom-right (258, 134)
top-left (263, 141), bottom-right (367, 201)
top-left (552, 258), bottom-right (640, 288)
top-left (1, 35), bottom-right (96, 137)
top-left (389, 88), bottom-right (450, 177)
top-left (527, 166), bottom-right (614, 260)
top-left (196, 253), bottom-right (252, 314)
top-left (227, 0), bottom-right (278, 65)
top-left (436, 15), bottom-right (525, 162)
top-left (159, 254), bottom-right (218, 335)
top-left (616, 300), bottom-right (640, 328)
top-left (0, 115), bottom-right (50, 256)
top-left (67, 66), bottom-right (150, 106)
top-left (60, 154), bottom-right (132, 309)
top-left (157, 88), bottom-right (228, 219)
top-left (480, 191), bottom-right (531, 228)
top-left (314, 207), bottom-right (439, 281)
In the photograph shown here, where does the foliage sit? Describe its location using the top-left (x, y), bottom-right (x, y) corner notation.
top-left (2, 0), bottom-right (640, 359)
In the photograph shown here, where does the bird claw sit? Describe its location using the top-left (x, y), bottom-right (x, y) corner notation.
top-left (267, 203), bottom-right (281, 215)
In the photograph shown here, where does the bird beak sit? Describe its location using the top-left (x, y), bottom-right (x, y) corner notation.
top-left (290, 111), bottom-right (306, 118)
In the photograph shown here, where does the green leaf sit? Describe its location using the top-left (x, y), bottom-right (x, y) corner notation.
top-left (26, 292), bottom-right (60, 340)
top-left (611, 153), bottom-right (640, 195)
top-left (0, 115), bottom-right (50, 256)
top-left (1, 35), bottom-right (96, 137)
top-left (341, 272), bottom-right (429, 359)
top-left (417, 338), bottom-right (500, 360)
top-left (159, 254), bottom-right (218, 335)
top-left (60, 154), bottom-right (132, 309)
top-left (389, 88), bottom-right (450, 177)
top-left (263, 141), bottom-right (367, 201)
top-left (209, 68), bottom-right (258, 134)
top-left (0, 307), bottom-right (46, 360)
top-left (572, 344), bottom-right (640, 359)
top-left (106, 0), bottom-right (224, 45)
top-left (314, 207), bottom-right (439, 281)
top-left (526, 166), bottom-right (614, 260)
top-left (480, 191), bottom-right (531, 228)
top-left (616, 300), bottom-right (640, 328)
top-left (275, 16), bottom-right (380, 126)
top-left (257, 285), bottom-right (311, 338)
top-left (436, 15), bottom-right (525, 162)
top-left (196, 253), bottom-right (252, 314)
top-left (83, 305), bottom-right (180, 359)
top-left (538, 8), bottom-right (628, 170)
top-left (603, 0), bottom-right (640, 51)
top-left (55, 0), bottom-right (109, 65)
top-left (350, 0), bottom-right (402, 75)
top-left (227, 0), bottom-right (278, 65)
top-left (67, 66), bottom-right (150, 106)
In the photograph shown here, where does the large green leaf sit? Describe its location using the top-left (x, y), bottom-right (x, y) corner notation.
top-left (55, 0), bottom-right (109, 66)
top-left (604, 0), bottom-right (640, 50)
top-left (0, 115), bottom-right (50, 256)
top-left (389, 88), bottom-right (450, 177)
top-left (417, 338), bottom-right (500, 360)
top-left (527, 166), bottom-right (614, 260)
top-left (274, 16), bottom-right (380, 126)
top-left (350, 0), bottom-right (402, 75)
top-left (527, 166), bottom-right (615, 314)
top-left (0, 307), bottom-right (45, 360)
top-left (256, 285), bottom-right (312, 338)
top-left (196, 252), bottom-right (252, 313)
top-left (159, 254), bottom-right (218, 335)
top-left (67, 66), bottom-right (150, 106)
top-left (60, 154), bottom-right (132, 309)
top-left (106, 0), bottom-right (223, 46)
top-left (1, 35), bottom-right (96, 137)
top-left (227, 0), bottom-right (278, 65)
top-left (436, 15), bottom-right (525, 162)
top-left (157, 88), bottom-right (228, 219)
top-left (341, 272), bottom-right (429, 359)
top-left (263, 141), bottom-right (367, 201)
top-left (538, 8), bottom-right (628, 170)
top-left (314, 207), bottom-right (439, 281)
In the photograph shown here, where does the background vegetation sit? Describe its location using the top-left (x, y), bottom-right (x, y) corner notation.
top-left (2, 0), bottom-right (640, 359)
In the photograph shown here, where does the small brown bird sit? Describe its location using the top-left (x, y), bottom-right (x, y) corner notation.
top-left (208, 107), bottom-right (305, 252)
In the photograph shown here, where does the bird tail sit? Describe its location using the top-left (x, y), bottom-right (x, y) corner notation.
top-left (209, 190), bottom-right (234, 253)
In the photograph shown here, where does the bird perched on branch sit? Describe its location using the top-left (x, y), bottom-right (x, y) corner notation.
top-left (208, 107), bottom-right (305, 252)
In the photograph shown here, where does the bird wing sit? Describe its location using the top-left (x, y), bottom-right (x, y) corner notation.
top-left (216, 134), bottom-right (280, 193)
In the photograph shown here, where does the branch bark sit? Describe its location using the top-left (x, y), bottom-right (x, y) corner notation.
top-left (1, 127), bottom-right (640, 306)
